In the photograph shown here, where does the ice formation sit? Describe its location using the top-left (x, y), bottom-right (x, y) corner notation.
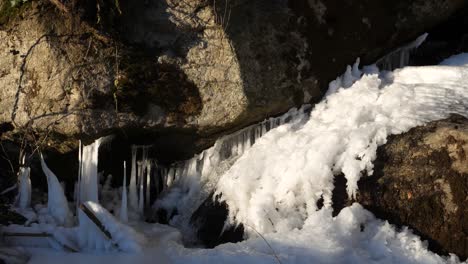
top-left (375, 33), bottom-right (428, 71)
top-left (8, 50), bottom-right (468, 263)
top-left (126, 146), bottom-right (152, 219)
top-left (79, 139), bottom-right (102, 204)
top-left (75, 141), bottom-right (82, 213)
top-left (215, 57), bottom-right (468, 234)
top-left (40, 154), bottom-right (73, 227)
top-left (17, 166), bottom-right (31, 209)
top-left (154, 106), bottom-right (310, 229)
top-left (120, 161), bottom-right (128, 223)
top-left (129, 146), bottom-right (139, 214)
top-left (138, 161), bottom-right (144, 216)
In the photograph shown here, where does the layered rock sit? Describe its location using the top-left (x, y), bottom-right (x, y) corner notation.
top-left (0, 0), bottom-right (467, 162)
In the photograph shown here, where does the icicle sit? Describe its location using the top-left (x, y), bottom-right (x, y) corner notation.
top-left (40, 154), bottom-right (73, 227)
top-left (376, 33), bottom-right (428, 71)
top-left (103, 174), bottom-right (112, 193)
top-left (137, 160), bottom-right (143, 190)
top-left (138, 186), bottom-right (144, 216)
top-left (138, 160), bottom-right (144, 216)
top-left (153, 105), bottom-right (310, 231)
top-left (17, 166), bottom-right (31, 209)
top-left (145, 161), bottom-right (151, 208)
top-left (120, 161), bottom-right (128, 223)
top-left (166, 168), bottom-right (174, 188)
top-left (79, 139), bottom-right (101, 204)
top-left (129, 146), bottom-right (138, 212)
top-left (76, 140), bottom-right (82, 215)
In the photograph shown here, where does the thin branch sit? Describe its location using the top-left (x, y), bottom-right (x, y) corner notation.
top-left (243, 223), bottom-right (283, 264)
top-left (0, 141), bottom-right (15, 173)
top-left (0, 184), bottom-right (17, 195)
top-left (11, 34), bottom-right (51, 125)
top-left (223, 1), bottom-right (232, 32)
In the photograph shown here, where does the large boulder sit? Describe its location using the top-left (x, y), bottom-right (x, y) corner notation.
top-left (0, 0), bottom-right (467, 163)
top-left (355, 115), bottom-right (468, 260)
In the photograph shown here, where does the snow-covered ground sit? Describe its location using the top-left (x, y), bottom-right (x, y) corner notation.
top-left (5, 53), bottom-right (468, 263)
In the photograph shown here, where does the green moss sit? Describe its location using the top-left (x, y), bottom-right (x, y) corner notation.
top-left (0, 0), bottom-right (31, 27)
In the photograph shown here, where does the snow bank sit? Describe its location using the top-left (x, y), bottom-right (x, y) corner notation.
top-left (440, 53), bottom-right (468, 66)
top-left (27, 204), bottom-right (461, 264)
top-left (77, 201), bottom-right (146, 252)
top-left (216, 55), bottom-right (468, 234)
top-left (166, 204), bottom-right (459, 264)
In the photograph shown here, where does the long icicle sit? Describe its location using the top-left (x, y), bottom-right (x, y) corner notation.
top-left (76, 140), bottom-right (82, 216)
top-left (129, 146), bottom-right (138, 213)
top-left (120, 161), bottom-right (128, 223)
top-left (17, 165), bottom-right (31, 209)
top-left (145, 161), bottom-right (151, 209)
top-left (138, 160), bottom-right (144, 217)
top-left (79, 139), bottom-right (101, 204)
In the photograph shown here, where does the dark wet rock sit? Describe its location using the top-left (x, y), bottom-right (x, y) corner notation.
top-left (190, 193), bottom-right (244, 248)
top-left (347, 115), bottom-right (468, 260)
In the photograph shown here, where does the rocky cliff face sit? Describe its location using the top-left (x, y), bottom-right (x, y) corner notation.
top-left (0, 0), bottom-right (467, 162)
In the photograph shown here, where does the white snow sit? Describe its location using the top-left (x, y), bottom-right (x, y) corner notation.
top-left (26, 204), bottom-right (463, 264)
top-left (216, 57), bottom-right (467, 235)
top-left (440, 53), bottom-right (468, 66)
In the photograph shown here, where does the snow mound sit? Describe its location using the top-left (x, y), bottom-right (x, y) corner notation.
top-left (163, 204), bottom-right (458, 264)
top-left (439, 53), bottom-right (468, 67)
top-left (216, 55), bottom-right (468, 234)
top-left (77, 201), bottom-right (146, 252)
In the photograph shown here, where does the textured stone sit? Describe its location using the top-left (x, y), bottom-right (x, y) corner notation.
top-left (354, 115), bottom-right (468, 260)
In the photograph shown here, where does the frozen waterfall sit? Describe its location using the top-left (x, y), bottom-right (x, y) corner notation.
top-left (16, 165), bottom-right (31, 209)
top-left (78, 139), bottom-right (102, 204)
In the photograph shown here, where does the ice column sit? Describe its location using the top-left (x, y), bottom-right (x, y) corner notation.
top-left (79, 138), bottom-right (102, 204)
top-left (128, 147), bottom-right (138, 213)
top-left (17, 166), bottom-right (31, 209)
top-left (120, 161), bottom-right (128, 223)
